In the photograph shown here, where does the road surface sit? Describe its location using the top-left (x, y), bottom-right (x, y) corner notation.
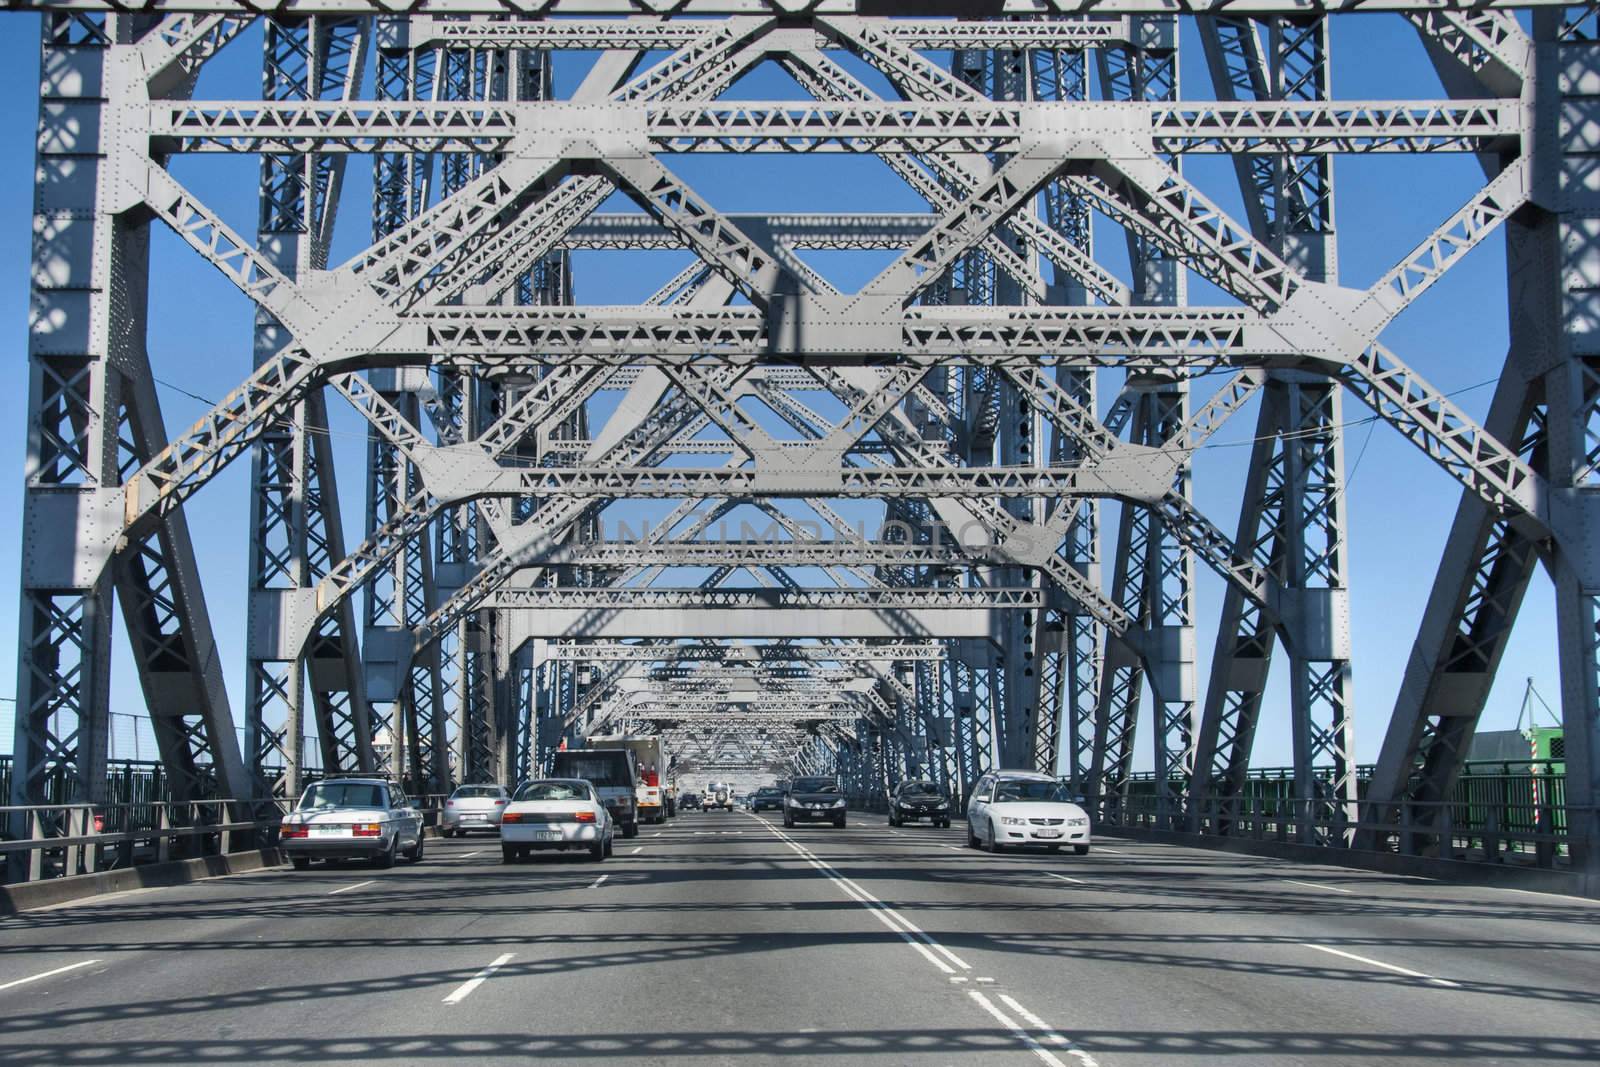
top-left (0, 811), bottom-right (1595, 1065)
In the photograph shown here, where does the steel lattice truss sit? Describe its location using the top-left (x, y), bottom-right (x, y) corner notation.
top-left (4, 1), bottom-right (1597, 881)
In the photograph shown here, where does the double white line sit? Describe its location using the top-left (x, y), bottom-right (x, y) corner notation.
top-left (758, 822), bottom-right (971, 976)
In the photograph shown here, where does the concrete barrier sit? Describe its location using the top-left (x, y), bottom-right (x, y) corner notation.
top-left (0, 848), bottom-right (288, 915)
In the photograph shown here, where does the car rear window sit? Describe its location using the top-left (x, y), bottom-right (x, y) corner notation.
top-left (792, 777), bottom-right (839, 793)
top-left (514, 781), bottom-right (589, 802)
top-left (299, 782), bottom-right (383, 810)
top-left (901, 782), bottom-right (942, 796)
top-left (551, 751), bottom-right (633, 787)
top-left (452, 786), bottom-right (503, 799)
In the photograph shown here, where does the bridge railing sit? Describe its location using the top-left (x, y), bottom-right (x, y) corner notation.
top-left (1, 794), bottom-right (454, 886)
top-left (1098, 792), bottom-right (1575, 870)
top-left (0, 800), bottom-right (287, 885)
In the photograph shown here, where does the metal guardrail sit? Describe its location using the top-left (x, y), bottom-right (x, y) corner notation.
top-left (1, 794), bottom-right (455, 886)
top-left (1099, 793), bottom-right (1576, 870)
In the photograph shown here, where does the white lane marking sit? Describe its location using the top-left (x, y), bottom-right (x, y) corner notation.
top-left (442, 953), bottom-right (515, 1004)
top-left (942, 845), bottom-right (966, 852)
top-left (1282, 878), bottom-right (1353, 895)
top-left (651, 832), bottom-right (663, 837)
top-left (328, 880), bottom-right (376, 896)
top-left (459, 851), bottom-right (482, 859)
top-left (0, 960), bottom-right (102, 992)
top-left (757, 821), bottom-right (971, 975)
top-left (1093, 847), bottom-right (1126, 855)
top-left (629, 846), bottom-right (643, 855)
top-left (1493, 886), bottom-right (1600, 906)
top-left (967, 990), bottom-right (1071, 1067)
top-left (1302, 943), bottom-right (1458, 987)
top-left (588, 874), bottom-right (609, 890)
top-left (998, 993), bottom-right (1101, 1067)
top-left (1046, 873), bottom-right (1086, 886)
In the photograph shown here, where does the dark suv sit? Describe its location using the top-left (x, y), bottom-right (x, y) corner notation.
top-left (783, 776), bottom-right (847, 828)
top-left (888, 780), bottom-right (952, 828)
top-left (751, 787), bottom-right (784, 812)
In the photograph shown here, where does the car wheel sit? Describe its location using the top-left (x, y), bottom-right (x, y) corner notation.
top-left (290, 856), bottom-right (311, 871)
top-left (622, 822), bottom-right (639, 839)
top-left (986, 821), bottom-right (1003, 853)
top-left (967, 822), bottom-right (980, 849)
top-left (604, 836), bottom-right (614, 857)
top-left (502, 844), bottom-right (517, 864)
top-left (404, 832), bottom-right (425, 864)
top-left (590, 839), bottom-right (606, 861)
top-left (1075, 844), bottom-right (1090, 856)
top-left (834, 817), bottom-right (846, 829)
top-left (372, 836), bottom-right (398, 869)
top-left (783, 815), bottom-right (794, 828)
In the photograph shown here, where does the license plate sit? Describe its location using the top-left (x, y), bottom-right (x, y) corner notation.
top-left (313, 825), bottom-right (345, 837)
top-left (1034, 828), bottom-right (1062, 839)
top-left (532, 831), bottom-right (563, 841)
top-left (463, 814), bottom-right (485, 821)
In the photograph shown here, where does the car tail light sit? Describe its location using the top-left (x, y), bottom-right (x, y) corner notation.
top-left (445, 800), bottom-right (455, 807)
top-left (574, 811), bottom-right (596, 823)
top-left (494, 799), bottom-right (507, 805)
top-left (352, 824), bottom-right (381, 837)
top-left (281, 824), bottom-right (309, 839)
top-left (502, 813), bottom-right (522, 824)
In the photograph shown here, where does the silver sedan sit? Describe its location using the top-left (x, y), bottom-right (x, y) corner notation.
top-left (440, 784), bottom-right (510, 836)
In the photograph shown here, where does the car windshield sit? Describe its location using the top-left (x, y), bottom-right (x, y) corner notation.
top-left (513, 781), bottom-right (589, 802)
top-left (452, 786), bottom-right (503, 799)
top-left (993, 779), bottom-right (1071, 804)
top-left (756, 788), bottom-right (780, 797)
top-left (792, 778), bottom-right (839, 794)
top-left (299, 782), bottom-right (384, 810)
top-left (900, 782), bottom-right (942, 796)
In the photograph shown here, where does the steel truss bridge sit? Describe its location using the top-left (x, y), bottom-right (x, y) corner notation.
top-left (2, 0), bottom-right (1596, 887)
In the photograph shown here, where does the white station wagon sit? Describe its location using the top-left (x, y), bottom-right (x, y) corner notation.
top-left (280, 777), bottom-right (426, 870)
top-left (966, 771), bottom-right (1092, 854)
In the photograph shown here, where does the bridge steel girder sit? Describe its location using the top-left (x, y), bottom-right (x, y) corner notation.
top-left (8, 7), bottom-right (1595, 890)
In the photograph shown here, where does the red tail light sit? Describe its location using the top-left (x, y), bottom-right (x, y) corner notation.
top-left (445, 800), bottom-right (455, 807)
top-left (494, 799), bottom-right (507, 805)
top-left (502, 813), bottom-right (523, 824)
top-left (352, 824), bottom-right (381, 837)
top-left (281, 824), bottom-right (309, 839)
top-left (574, 811), bottom-right (596, 823)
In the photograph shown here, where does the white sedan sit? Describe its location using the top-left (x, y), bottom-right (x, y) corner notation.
top-left (500, 779), bottom-right (614, 863)
top-left (280, 777), bottom-right (425, 869)
top-left (966, 771), bottom-right (1092, 854)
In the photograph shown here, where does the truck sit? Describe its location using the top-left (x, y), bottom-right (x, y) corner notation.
top-left (551, 747), bottom-right (640, 838)
top-left (585, 735), bottom-right (673, 825)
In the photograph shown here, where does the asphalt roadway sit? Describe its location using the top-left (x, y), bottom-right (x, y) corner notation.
top-left (0, 810), bottom-right (1596, 1066)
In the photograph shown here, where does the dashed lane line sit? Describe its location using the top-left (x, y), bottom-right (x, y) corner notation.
top-left (1302, 943), bottom-right (1459, 988)
top-left (1046, 873), bottom-right (1087, 886)
top-left (1092, 847), bottom-right (1127, 855)
top-left (629, 846), bottom-right (643, 855)
top-left (587, 874), bottom-right (609, 890)
top-left (327, 880), bottom-right (376, 896)
top-left (1281, 879), bottom-right (1353, 895)
top-left (0, 960), bottom-right (102, 993)
top-left (442, 953), bottom-right (515, 1004)
top-left (459, 851), bottom-right (482, 859)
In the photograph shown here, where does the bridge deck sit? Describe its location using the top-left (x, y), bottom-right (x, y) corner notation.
top-left (0, 816), bottom-right (1594, 1065)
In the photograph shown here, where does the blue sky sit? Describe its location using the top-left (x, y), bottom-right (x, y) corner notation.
top-left (0, 14), bottom-right (1564, 769)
